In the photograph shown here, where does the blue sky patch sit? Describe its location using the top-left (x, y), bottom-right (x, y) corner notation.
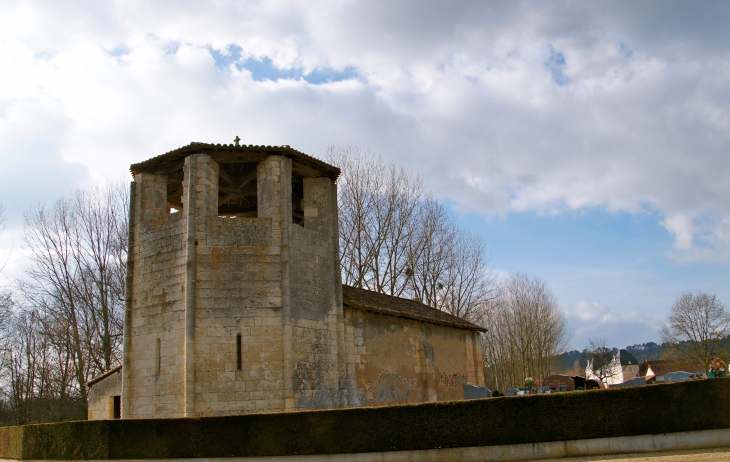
top-left (163, 42), bottom-right (180, 56)
top-left (620, 43), bottom-right (634, 59)
top-left (209, 44), bottom-right (243, 69)
top-left (545, 45), bottom-right (569, 85)
top-left (444, 202), bottom-right (730, 349)
top-left (208, 44), bottom-right (358, 84)
top-left (239, 56), bottom-right (300, 81)
top-left (451, 204), bottom-right (673, 272)
top-left (108, 44), bottom-right (130, 57)
top-left (303, 66), bottom-right (359, 84)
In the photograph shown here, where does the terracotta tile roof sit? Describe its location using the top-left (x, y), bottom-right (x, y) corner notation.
top-left (129, 142), bottom-right (340, 181)
top-left (86, 364), bottom-right (122, 387)
top-left (342, 285), bottom-right (486, 332)
top-left (640, 359), bottom-right (703, 377)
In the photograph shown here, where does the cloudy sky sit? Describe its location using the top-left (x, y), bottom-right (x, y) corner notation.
top-left (1, 1), bottom-right (729, 350)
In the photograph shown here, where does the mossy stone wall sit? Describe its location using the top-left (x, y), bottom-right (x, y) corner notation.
top-left (2, 378), bottom-right (730, 460)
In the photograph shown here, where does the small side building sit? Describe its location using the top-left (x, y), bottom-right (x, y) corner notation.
top-left (86, 365), bottom-right (122, 420)
top-left (87, 142), bottom-right (486, 419)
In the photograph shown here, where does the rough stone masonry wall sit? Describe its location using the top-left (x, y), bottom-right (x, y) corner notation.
top-left (194, 215), bottom-right (283, 415)
top-left (289, 175), bottom-right (349, 410)
top-left (124, 155), bottom-right (293, 418)
top-left (87, 370), bottom-right (121, 420)
top-left (190, 155), bottom-right (286, 416)
top-left (290, 226), bottom-right (342, 409)
top-left (123, 173), bottom-right (187, 419)
top-left (343, 308), bottom-right (485, 406)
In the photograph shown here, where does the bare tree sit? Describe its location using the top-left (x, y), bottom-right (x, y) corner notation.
top-left (431, 229), bottom-right (494, 324)
top-left (0, 305), bottom-right (83, 425)
top-left (583, 338), bottom-right (620, 383)
top-left (329, 147), bottom-right (426, 297)
top-left (0, 203), bottom-right (6, 274)
top-left (9, 181), bottom-right (127, 419)
top-left (328, 146), bottom-right (495, 324)
top-left (70, 183), bottom-right (127, 372)
top-left (660, 292), bottom-right (730, 369)
top-left (3, 308), bottom-right (43, 425)
top-left (482, 272), bottom-right (571, 389)
top-left (0, 202), bottom-right (11, 325)
top-left (406, 201), bottom-right (494, 324)
top-left (0, 204), bottom-right (17, 424)
top-left (0, 202), bottom-right (14, 390)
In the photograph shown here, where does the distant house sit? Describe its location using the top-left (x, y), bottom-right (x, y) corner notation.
top-left (639, 359), bottom-right (703, 383)
top-left (585, 349), bottom-right (640, 386)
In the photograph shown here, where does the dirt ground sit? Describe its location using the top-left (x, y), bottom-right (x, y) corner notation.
top-left (533, 446), bottom-right (730, 461)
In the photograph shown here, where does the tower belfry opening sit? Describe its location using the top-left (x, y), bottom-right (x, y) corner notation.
top-left (131, 142), bottom-right (339, 221)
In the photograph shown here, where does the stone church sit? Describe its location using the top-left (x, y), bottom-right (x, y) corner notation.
top-left (87, 142), bottom-right (486, 420)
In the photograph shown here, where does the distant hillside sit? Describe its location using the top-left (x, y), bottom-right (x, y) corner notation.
top-left (552, 342), bottom-right (666, 375)
top-left (553, 337), bottom-right (730, 375)
top-left (552, 338), bottom-right (730, 376)
top-left (552, 350), bottom-right (585, 374)
top-left (624, 342), bottom-right (665, 363)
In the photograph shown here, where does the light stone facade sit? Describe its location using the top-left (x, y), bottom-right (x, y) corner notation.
top-left (88, 143), bottom-right (485, 419)
top-left (343, 308), bottom-right (485, 406)
top-left (87, 366), bottom-right (122, 420)
top-left (585, 349), bottom-right (640, 386)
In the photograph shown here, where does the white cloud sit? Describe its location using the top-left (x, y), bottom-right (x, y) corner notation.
top-left (568, 300), bottom-right (664, 350)
top-left (0, 0), bottom-right (729, 267)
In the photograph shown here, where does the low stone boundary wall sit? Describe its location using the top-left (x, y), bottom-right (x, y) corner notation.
top-left (2, 379), bottom-right (729, 460)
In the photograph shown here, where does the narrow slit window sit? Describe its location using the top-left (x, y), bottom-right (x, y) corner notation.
top-left (155, 338), bottom-right (161, 375)
top-left (236, 333), bottom-right (242, 371)
top-left (113, 396), bottom-right (121, 419)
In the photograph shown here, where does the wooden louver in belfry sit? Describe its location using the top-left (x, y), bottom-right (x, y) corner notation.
top-left (129, 142), bottom-right (340, 217)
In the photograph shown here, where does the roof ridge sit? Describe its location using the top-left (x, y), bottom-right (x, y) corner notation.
top-left (86, 364), bottom-right (122, 387)
top-left (129, 142), bottom-right (340, 181)
top-left (341, 284), bottom-right (486, 332)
